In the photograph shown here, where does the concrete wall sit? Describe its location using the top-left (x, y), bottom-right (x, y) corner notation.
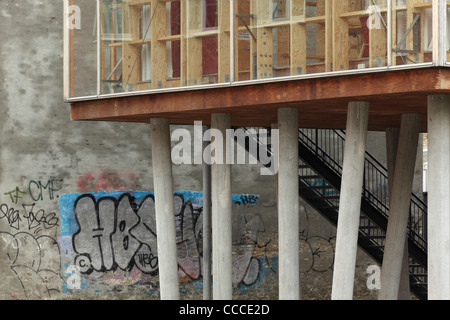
top-left (0, 0), bottom-right (399, 300)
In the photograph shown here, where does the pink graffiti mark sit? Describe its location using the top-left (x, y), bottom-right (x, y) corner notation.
top-left (78, 171), bottom-right (138, 193)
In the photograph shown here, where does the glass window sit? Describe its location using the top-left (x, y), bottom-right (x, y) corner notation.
top-left (392, 0), bottom-right (433, 66)
top-left (67, 0), bottom-right (98, 98)
top-left (66, 0), bottom-right (441, 100)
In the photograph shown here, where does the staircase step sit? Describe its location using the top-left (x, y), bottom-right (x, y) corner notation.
top-left (299, 185), bottom-right (336, 191)
top-left (365, 235), bottom-right (386, 239)
top-left (366, 244), bottom-right (384, 248)
top-left (308, 195), bottom-right (340, 201)
top-left (411, 283), bottom-right (427, 288)
top-left (299, 175), bottom-right (323, 180)
top-left (315, 204), bottom-right (339, 210)
top-left (409, 264), bottom-right (424, 268)
top-left (359, 225), bottom-right (380, 229)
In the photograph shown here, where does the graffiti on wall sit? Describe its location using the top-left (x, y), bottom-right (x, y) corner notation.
top-left (1, 179), bottom-right (62, 231)
top-left (4, 178), bottom-right (63, 203)
top-left (58, 190), bottom-right (266, 293)
top-left (77, 171), bottom-right (138, 193)
top-left (0, 178), bottom-right (64, 298)
top-left (58, 189), bottom-right (339, 296)
top-left (0, 202), bottom-right (59, 232)
top-left (0, 170), bottom-right (339, 298)
top-left (0, 231), bottom-right (63, 299)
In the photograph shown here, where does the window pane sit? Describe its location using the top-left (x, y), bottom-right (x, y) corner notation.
top-left (68, 0), bottom-right (98, 97)
top-left (68, 0), bottom-right (439, 99)
top-left (98, 0), bottom-right (229, 95)
top-left (392, 0), bottom-right (433, 66)
top-left (233, 0), bottom-right (389, 82)
top-left (335, 0), bottom-right (388, 71)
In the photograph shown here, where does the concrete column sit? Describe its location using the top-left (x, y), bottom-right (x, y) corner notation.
top-left (202, 125), bottom-right (212, 300)
top-left (385, 128), bottom-right (400, 196)
top-left (378, 114), bottom-right (420, 300)
top-left (271, 123), bottom-right (279, 217)
top-left (331, 101), bottom-right (369, 300)
top-left (277, 108), bottom-right (300, 300)
top-left (385, 127), bottom-right (410, 300)
top-left (211, 113), bottom-right (232, 300)
top-left (427, 95), bottom-right (450, 300)
top-left (150, 118), bottom-right (179, 300)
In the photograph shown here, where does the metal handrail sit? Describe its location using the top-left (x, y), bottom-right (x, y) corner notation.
top-left (237, 126), bottom-right (427, 253)
top-left (298, 128), bottom-right (428, 253)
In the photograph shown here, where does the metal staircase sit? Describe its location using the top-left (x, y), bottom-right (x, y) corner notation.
top-left (235, 127), bottom-right (428, 299)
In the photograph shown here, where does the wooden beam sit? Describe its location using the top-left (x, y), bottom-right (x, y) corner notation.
top-left (70, 68), bottom-right (448, 132)
top-left (290, 0), bottom-right (307, 75)
top-left (186, 0), bottom-right (203, 85)
top-left (256, 0), bottom-right (273, 79)
top-left (218, 0), bottom-right (230, 82)
top-left (332, 0), bottom-right (349, 71)
top-left (122, 2), bottom-right (141, 91)
top-left (324, 0), bottom-right (332, 72)
top-left (151, 0), bottom-right (167, 89)
top-left (369, 0), bottom-right (388, 68)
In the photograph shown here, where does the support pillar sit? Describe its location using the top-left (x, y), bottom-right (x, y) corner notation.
top-left (385, 127), bottom-right (410, 300)
top-left (277, 108), bottom-right (300, 300)
top-left (150, 118), bottom-right (179, 300)
top-left (378, 114), bottom-right (421, 300)
top-left (331, 101), bottom-right (369, 300)
top-left (211, 113), bottom-right (232, 300)
top-left (427, 95), bottom-right (450, 300)
top-left (202, 125), bottom-right (212, 300)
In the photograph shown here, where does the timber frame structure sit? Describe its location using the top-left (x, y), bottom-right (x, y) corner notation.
top-left (66, 0), bottom-right (442, 103)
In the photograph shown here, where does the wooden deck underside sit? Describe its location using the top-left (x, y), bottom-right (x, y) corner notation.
top-left (70, 67), bottom-right (450, 132)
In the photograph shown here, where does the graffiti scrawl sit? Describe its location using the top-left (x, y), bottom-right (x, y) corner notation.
top-left (58, 190), bottom-right (264, 293)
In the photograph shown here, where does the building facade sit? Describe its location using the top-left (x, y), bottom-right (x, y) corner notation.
top-left (1, 0), bottom-right (448, 300)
